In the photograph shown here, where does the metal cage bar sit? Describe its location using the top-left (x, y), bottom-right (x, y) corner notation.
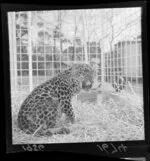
top-left (28, 12), bottom-right (33, 92)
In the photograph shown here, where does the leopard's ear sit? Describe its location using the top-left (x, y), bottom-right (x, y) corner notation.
top-left (69, 63), bottom-right (82, 77)
top-left (90, 61), bottom-right (97, 68)
top-left (67, 64), bottom-right (72, 69)
top-left (89, 62), bottom-right (97, 74)
top-left (67, 62), bottom-right (76, 69)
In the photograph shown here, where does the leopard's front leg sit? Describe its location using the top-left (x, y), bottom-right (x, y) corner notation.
top-left (57, 79), bottom-right (81, 124)
top-left (60, 99), bottom-right (75, 124)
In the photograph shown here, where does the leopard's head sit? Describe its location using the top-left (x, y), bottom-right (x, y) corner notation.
top-left (71, 63), bottom-right (96, 91)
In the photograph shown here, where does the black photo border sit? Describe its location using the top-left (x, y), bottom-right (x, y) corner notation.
top-left (1, 1), bottom-right (149, 159)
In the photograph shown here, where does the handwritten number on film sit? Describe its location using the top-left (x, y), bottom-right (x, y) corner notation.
top-left (22, 144), bottom-right (45, 151)
top-left (97, 143), bottom-right (127, 154)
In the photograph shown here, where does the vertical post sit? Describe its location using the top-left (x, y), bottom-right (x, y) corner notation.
top-left (9, 12), bottom-right (17, 91)
top-left (74, 12), bottom-right (77, 64)
top-left (43, 11), bottom-right (46, 81)
top-left (82, 10), bottom-right (88, 64)
top-left (129, 40), bottom-right (132, 90)
top-left (135, 36), bottom-right (138, 94)
top-left (121, 40), bottom-right (123, 83)
top-left (116, 41), bottom-right (118, 78)
top-left (28, 11), bottom-right (33, 92)
top-left (100, 11), bottom-right (105, 84)
top-left (57, 10), bottom-right (62, 70)
top-left (13, 13), bottom-right (18, 90)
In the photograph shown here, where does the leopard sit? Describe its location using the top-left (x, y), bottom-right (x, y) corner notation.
top-left (17, 63), bottom-right (96, 136)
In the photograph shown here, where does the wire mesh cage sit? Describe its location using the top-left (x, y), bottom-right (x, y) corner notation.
top-left (8, 8), bottom-right (142, 95)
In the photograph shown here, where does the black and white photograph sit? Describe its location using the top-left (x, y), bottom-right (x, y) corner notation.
top-left (7, 6), bottom-right (145, 145)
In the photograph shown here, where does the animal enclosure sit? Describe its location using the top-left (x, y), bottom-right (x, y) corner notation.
top-left (8, 8), bottom-right (144, 144)
top-left (8, 8), bottom-right (142, 94)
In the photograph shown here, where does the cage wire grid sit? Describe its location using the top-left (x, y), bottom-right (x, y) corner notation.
top-left (8, 8), bottom-right (142, 95)
top-left (7, 8), bottom-right (145, 144)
